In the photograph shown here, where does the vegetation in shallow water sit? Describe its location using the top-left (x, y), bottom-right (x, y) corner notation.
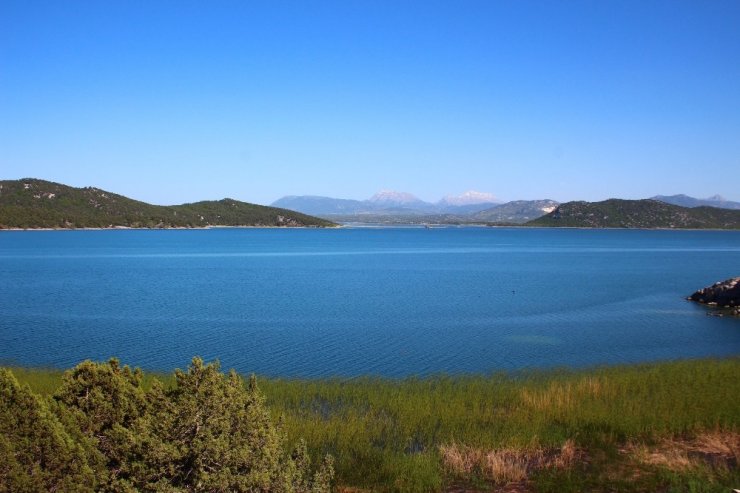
top-left (5, 358), bottom-right (739, 492)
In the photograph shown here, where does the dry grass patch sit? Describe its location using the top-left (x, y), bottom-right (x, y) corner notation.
top-left (628, 441), bottom-right (694, 471)
top-left (626, 430), bottom-right (739, 472)
top-left (440, 443), bottom-right (481, 476)
top-left (440, 440), bottom-right (582, 485)
top-left (552, 439), bottom-right (578, 469)
top-left (519, 376), bottom-right (613, 414)
top-left (482, 448), bottom-right (532, 483)
top-left (694, 430), bottom-right (740, 462)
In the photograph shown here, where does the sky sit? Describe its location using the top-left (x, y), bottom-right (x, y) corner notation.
top-left (1, 1), bottom-right (739, 206)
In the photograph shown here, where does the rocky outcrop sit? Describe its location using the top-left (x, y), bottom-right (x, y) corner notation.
top-left (688, 277), bottom-right (740, 316)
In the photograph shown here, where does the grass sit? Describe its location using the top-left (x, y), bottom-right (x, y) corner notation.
top-left (6, 357), bottom-right (740, 492)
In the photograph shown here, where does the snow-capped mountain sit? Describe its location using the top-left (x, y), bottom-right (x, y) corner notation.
top-left (368, 190), bottom-right (426, 207)
top-left (439, 191), bottom-right (499, 206)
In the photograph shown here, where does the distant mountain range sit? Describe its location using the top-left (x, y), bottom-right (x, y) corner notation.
top-left (271, 190), bottom-right (502, 217)
top-left (528, 199), bottom-right (740, 229)
top-left (4, 180), bottom-right (738, 230)
top-left (273, 191), bottom-right (740, 225)
top-left (0, 179), bottom-right (335, 229)
top-left (652, 194), bottom-right (740, 210)
top-left (314, 199), bottom-right (561, 225)
top-left (272, 190), bottom-right (560, 222)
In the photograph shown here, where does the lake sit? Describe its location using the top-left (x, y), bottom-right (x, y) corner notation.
top-left (0, 227), bottom-right (738, 377)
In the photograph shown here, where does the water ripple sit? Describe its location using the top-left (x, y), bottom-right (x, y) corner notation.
top-left (1, 228), bottom-right (739, 376)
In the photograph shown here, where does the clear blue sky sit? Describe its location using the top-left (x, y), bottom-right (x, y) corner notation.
top-left (2, 1), bottom-right (739, 205)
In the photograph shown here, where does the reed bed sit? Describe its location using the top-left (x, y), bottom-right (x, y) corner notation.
top-left (7, 358), bottom-right (740, 492)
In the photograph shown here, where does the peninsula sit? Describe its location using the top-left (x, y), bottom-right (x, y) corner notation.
top-left (688, 277), bottom-right (740, 316)
top-left (527, 199), bottom-right (740, 229)
top-left (0, 179), bottom-right (335, 229)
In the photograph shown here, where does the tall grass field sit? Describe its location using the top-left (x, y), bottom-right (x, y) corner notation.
top-left (5, 358), bottom-right (739, 492)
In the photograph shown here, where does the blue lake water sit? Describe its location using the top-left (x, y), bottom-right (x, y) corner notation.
top-left (0, 227), bottom-right (738, 377)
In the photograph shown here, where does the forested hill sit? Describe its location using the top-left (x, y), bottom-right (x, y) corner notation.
top-left (0, 179), bottom-right (336, 229)
top-left (527, 199), bottom-right (740, 229)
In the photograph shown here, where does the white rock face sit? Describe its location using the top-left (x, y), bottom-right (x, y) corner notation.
top-left (368, 190), bottom-right (422, 205)
top-left (440, 190), bottom-right (498, 206)
top-left (541, 205), bottom-right (557, 213)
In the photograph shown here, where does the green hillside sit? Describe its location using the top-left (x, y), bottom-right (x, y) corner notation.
top-left (0, 179), bottom-right (336, 229)
top-left (527, 199), bottom-right (740, 229)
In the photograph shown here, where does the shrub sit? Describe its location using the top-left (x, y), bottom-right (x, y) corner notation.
top-left (0, 368), bottom-right (98, 492)
top-left (52, 357), bottom-right (333, 493)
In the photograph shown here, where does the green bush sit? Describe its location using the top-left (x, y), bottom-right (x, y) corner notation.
top-left (2, 359), bottom-right (333, 493)
top-left (0, 368), bottom-right (98, 492)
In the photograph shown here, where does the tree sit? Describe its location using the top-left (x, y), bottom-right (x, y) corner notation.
top-left (54, 358), bottom-right (147, 491)
top-left (52, 357), bottom-right (334, 492)
top-left (142, 358), bottom-right (334, 492)
top-left (0, 368), bottom-right (97, 492)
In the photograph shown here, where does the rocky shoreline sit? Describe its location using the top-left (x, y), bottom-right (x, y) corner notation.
top-left (688, 277), bottom-right (740, 317)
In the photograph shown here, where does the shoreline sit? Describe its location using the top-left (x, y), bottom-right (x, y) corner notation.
top-left (1, 223), bottom-right (739, 231)
top-left (0, 224), bottom-right (343, 231)
top-left (3, 355), bottom-right (738, 380)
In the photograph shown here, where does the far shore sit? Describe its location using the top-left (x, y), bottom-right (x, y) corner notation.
top-left (2, 224), bottom-right (738, 232)
top-left (0, 224), bottom-right (343, 231)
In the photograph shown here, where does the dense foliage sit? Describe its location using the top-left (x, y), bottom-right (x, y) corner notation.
top-left (527, 199), bottom-right (740, 229)
top-left (0, 179), bottom-right (336, 229)
top-left (0, 368), bottom-right (98, 492)
top-left (0, 358), bottom-right (333, 493)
